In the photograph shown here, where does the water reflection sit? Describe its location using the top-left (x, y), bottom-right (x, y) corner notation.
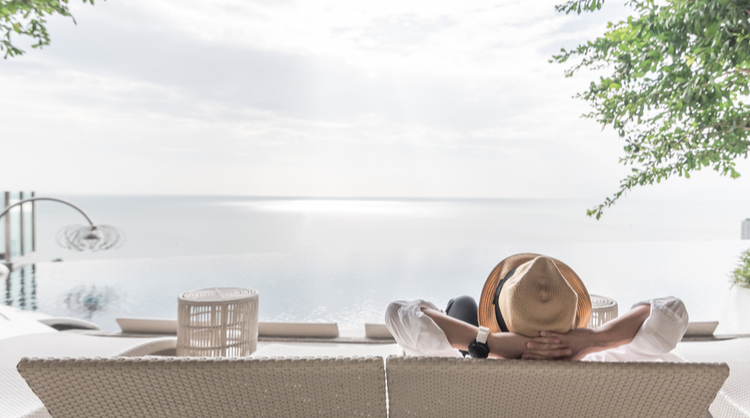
top-left (20, 240), bottom-right (744, 332)
top-left (222, 198), bottom-right (437, 216)
top-left (64, 285), bottom-right (118, 319)
top-left (4, 264), bottom-right (36, 310)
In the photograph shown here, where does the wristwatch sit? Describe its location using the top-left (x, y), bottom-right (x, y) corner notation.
top-left (467, 326), bottom-right (491, 359)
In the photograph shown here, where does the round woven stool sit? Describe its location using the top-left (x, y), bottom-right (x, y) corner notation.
top-left (177, 287), bottom-right (259, 357)
top-left (587, 294), bottom-right (618, 329)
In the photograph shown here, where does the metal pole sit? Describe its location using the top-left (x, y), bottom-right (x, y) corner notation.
top-left (19, 192), bottom-right (25, 257)
top-left (31, 192), bottom-right (36, 253)
top-left (0, 197), bottom-right (96, 227)
top-left (4, 192), bottom-right (10, 264)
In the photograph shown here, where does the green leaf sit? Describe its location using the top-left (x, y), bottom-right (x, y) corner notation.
top-left (553, 0), bottom-right (750, 218)
top-left (0, 0), bottom-right (101, 58)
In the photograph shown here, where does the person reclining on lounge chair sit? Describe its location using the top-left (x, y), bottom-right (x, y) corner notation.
top-left (385, 253), bottom-right (688, 361)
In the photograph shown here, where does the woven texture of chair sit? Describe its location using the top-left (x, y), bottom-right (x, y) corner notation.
top-left (672, 338), bottom-right (750, 418)
top-left (17, 356), bottom-right (387, 418)
top-left (2, 333), bottom-right (177, 418)
top-left (177, 287), bottom-right (258, 357)
top-left (588, 294), bottom-right (618, 328)
top-left (386, 356), bottom-right (728, 418)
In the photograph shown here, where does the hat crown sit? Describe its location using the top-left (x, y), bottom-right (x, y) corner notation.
top-left (499, 256), bottom-right (578, 337)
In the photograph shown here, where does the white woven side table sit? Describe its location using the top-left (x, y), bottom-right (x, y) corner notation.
top-left (177, 287), bottom-right (259, 357)
top-left (587, 294), bottom-right (618, 329)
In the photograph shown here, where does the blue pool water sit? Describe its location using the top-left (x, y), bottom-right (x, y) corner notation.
top-left (5, 196), bottom-right (750, 331)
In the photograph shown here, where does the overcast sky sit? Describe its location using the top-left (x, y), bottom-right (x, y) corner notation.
top-left (2, 0), bottom-right (750, 202)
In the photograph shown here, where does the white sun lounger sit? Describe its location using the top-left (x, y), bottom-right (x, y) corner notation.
top-left (18, 356), bottom-right (387, 418)
top-left (385, 357), bottom-right (728, 418)
top-left (673, 338), bottom-right (750, 418)
top-left (2, 333), bottom-right (176, 418)
top-left (18, 355), bottom-right (728, 418)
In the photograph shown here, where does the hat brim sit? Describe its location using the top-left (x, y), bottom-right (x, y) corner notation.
top-left (478, 253), bottom-right (592, 333)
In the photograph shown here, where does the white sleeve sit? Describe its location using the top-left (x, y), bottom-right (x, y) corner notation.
top-left (583, 297), bottom-right (689, 362)
top-left (384, 300), bottom-right (463, 358)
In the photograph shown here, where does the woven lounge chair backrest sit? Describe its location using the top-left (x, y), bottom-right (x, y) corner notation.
top-left (386, 357), bottom-right (729, 418)
top-left (18, 356), bottom-right (387, 418)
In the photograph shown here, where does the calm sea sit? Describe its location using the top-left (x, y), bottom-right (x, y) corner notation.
top-left (5, 195), bottom-right (750, 332)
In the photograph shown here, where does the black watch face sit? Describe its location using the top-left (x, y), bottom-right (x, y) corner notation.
top-left (468, 341), bottom-right (490, 359)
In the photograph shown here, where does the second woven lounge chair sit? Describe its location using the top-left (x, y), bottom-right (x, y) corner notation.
top-left (17, 356), bottom-right (728, 418)
top-left (386, 356), bottom-right (729, 418)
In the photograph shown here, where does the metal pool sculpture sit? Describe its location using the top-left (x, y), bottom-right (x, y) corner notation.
top-left (0, 197), bottom-right (124, 252)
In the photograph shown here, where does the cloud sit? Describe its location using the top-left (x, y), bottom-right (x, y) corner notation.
top-left (5, 1), bottom-right (586, 131)
top-left (4, 0), bottom-right (748, 202)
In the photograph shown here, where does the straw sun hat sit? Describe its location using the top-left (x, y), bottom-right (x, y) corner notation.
top-left (478, 253), bottom-right (592, 337)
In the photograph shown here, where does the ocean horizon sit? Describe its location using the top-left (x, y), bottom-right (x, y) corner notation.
top-left (5, 195), bottom-right (750, 331)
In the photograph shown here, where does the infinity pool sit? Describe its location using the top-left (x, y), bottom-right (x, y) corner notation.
top-left (5, 240), bottom-right (746, 333)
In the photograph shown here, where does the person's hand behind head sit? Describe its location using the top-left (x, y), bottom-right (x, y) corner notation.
top-left (488, 332), bottom-right (572, 360)
top-left (522, 328), bottom-right (600, 361)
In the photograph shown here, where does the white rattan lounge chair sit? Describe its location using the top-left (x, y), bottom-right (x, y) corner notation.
top-left (2, 333), bottom-right (176, 418)
top-left (673, 338), bottom-right (750, 418)
top-left (18, 357), bottom-right (387, 418)
top-left (18, 355), bottom-right (728, 418)
top-left (385, 357), bottom-right (729, 418)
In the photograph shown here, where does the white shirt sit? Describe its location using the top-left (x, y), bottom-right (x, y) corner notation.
top-left (384, 297), bottom-right (689, 362)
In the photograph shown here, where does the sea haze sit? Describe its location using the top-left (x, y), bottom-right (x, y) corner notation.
top-left (11, 195), bottom-right (749, 331)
